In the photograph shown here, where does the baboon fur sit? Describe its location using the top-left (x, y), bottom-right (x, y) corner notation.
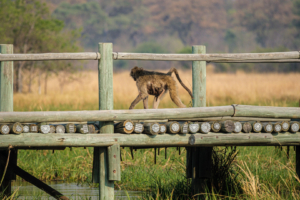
top-left (129, 66), bottom-right (193, 109)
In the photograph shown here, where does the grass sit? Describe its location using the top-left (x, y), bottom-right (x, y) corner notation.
top-left (8, 70), bottom-right (300, 199)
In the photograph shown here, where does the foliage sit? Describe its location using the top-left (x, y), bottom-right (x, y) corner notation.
top-left (134, 42), bottom-right (166, 53)
top-left (0, 0), bottom-right (82, 93)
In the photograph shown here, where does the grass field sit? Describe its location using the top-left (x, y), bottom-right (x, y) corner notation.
top-left (11, 70), bottom-right (300, 199)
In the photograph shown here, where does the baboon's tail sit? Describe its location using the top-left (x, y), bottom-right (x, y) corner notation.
top-left (168, 68), bottom-right (193, 99)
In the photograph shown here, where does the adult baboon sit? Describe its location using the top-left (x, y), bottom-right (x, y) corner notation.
top-left (129, 66), bottom-right (193, 109)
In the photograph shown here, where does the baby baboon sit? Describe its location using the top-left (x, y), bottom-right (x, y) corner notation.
top-left (129, 66), bottom-right (193, 109)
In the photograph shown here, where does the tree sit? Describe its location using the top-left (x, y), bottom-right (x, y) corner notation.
top-left (0, 0), bottom-right (81, 93)
top-left (235, 0), bottom-right (294, 47)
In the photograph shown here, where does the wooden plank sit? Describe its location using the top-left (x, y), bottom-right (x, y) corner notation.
top-left (0, 44), bottom-right (13, 197)
top-left (0, 106), bottom-right (234, 123)
top-left (234, 105), bottom-right (300, 118)
top-left (0, 52), bottom-right (100, 61)
top-left (1, 51), bottom-right (300, 62)
top-left (115, 51), bottom-right (299, 61)
top-left (175, 117), bottom-right (291, 122)
top-left (0, 132), bottom-right (300, 147)
top-left (108, 144), bottom-right (121, 181)
top-left (1, 105), bottom-right (299, 123)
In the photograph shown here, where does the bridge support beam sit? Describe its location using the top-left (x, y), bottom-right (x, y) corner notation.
top-left (92, 43), bottom-right (115, 199)
top-left (188, 45), bottom-right (213, 197)
top-left (0, 44), bottom-right (14, 197)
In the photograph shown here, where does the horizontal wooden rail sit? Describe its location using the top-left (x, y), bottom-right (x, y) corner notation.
top-left (0, 105), bottom-right (299, 123)
top-left (0, 132), bottom-right (299, 148)
top-left (115, 52), bottom-right (300, 61)
top-left (0, 51), bottom-right (300, 62)
top-left (0, 52), bottom-right (100, 61)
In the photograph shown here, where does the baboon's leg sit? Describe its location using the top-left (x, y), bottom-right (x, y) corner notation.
top-left (153, 89), bottom-right (167, 109)
top-left (129, 92), bottom-right (148, 109)
top-left (169, 87), bottom-right (186, 108)
top-left (143, 96), bottom-right (149, 109)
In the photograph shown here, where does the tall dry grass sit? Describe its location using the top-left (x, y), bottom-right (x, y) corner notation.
top-left (14, 70), bottom-right (300, 111)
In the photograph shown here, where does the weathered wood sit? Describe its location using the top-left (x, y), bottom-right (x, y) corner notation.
top-left (133, 123), bottom-right (144, 134)
top-left (114, 120), bottom-right (134, 134)
top-left (38, 123), bottom-right (50, 134)
top-left (1, 132), bottom-right (300, 147)
top-left (233, 121), bottom-right (242, 133)
top-left (93, 43), bottom-right (114, 200)
top-left (251, 121), bottom-right (263, 133)
top-left (88, 124), bottom-right (96, 133)
top-left (23, 124), bottom-right (30, 133)
top-left (281, 121), bottom-right (290, 132)
top-left (108, 144), bottom-right (121, 181)
top-left (262, 122), bottom-right (273, 133)
top-left (166, 121), bottom-right (180, 134)
top-left (65, 123), bottom-right (76, 133)
top-left (76, 124), bottom-right (89, 134)
top-left (290, 121), bottom-right (300, 133)
top-left (0, 106), bottom-right (234, 123)
top-left (234, 105), bottom-right (300, 119)
top-left (220, 120), bottom-right (235, 133)
top-left (0, 124), bottom-right (10, 135)
top-left (0, 52), bottom-right (100, 61)
top-left (199, 122), bottom-right (211, 134)
top-left (242, 122), bottom-right (252, 133)
top-left (2, 105), bottom-right (298, 123)
top-left (9, 122), bottom-right (23, 135)
top-left (115, 51), bottom-right (300, 61)
top-left (49, 125), bottom-right (56, 133)
top-left (55, 125), bottom-right (65, 134)
top-left (0, 44), bottom-right (13, 112)
top-left (188, 122), bottom-right (200, 134)
top-left (30, 124), bottom-right (38, 133)
top-left (210, 121), bottom-right (221, 132)
top-left (273, 122), bottom-right (282, 133)
top-left (178, 121), bottom-right (189, 134)
top-left (159, 124), bottom-right (167, 134)
top-left (143, 122), bottom-right (160, 135)
top-left (175, 117), bottom-right (291, 122)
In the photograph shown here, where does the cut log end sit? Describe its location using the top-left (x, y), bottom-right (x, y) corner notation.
top-left (233, 121), bottom-right (242, 133)
top-left (188, 122), bottom-right (199, 134)
top-left (56, 125), bottom-right (65, 134)
top-left (200, 122), bottom-right (211, 134)
top-left (281, 121), bottom-right (290, 132)
top-left (262, 123), bottom-right (273, 133)
top-left (221, 120), bottom-right (235, 133)
top-left (290, 122), bottom-right (300, 133)
top-left (211, 121), bottom-right (221, 132)
top-left (133, 123), bottom-right (144, 134)
top-left (252, 122), bottom-right (262, 133)
top-left (166, 122), bottom-right (180, 134)
top-left (65, 123), bottom-right (76, 133)
top-left (242, 122), bottom-right (252, 133)
top-left (179, 122), bottom-right (189, 134)
top-left (0, 124), bottom-right (10, 135)
top-left (159, 124), bottom-right (167, 134)
top-left (273, 123), bottom-right (282, 133)
top-left (23, 125), bottom-right (30, 133)
top-left (10, 122), bottom-right (23, 134)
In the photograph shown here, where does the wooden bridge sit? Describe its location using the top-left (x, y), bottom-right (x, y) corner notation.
top-left (0, 43), bottom-right (300, 199)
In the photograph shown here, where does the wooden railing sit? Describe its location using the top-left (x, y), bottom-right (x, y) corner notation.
top-left (1, 43), bottom-right (300, 199)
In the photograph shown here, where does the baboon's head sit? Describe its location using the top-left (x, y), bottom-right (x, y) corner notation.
top-left (130, 66), bottom-right (143, 81)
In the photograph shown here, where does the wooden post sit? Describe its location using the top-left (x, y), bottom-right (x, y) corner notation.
top-left (190, 45), bottom-right (212, 195)
top-left (0, 44), bottom-right (13, 196)
top-left (92, 43), bottom-right (114, 200)
top-left (297, 101), bottom-right (300, 179)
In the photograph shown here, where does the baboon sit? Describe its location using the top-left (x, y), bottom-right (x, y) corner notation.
top-left (129, 66), bottom-right (193, 109)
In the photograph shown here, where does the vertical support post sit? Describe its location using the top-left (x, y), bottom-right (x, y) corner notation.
top-left (297, 101), bottom-right (300, 178)
top-left (191, 45), bottom-right (212, 195)
top-left (0, 44), bottom-right (13, 196)
top-left (92, 43), bottom-right (114, 200)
